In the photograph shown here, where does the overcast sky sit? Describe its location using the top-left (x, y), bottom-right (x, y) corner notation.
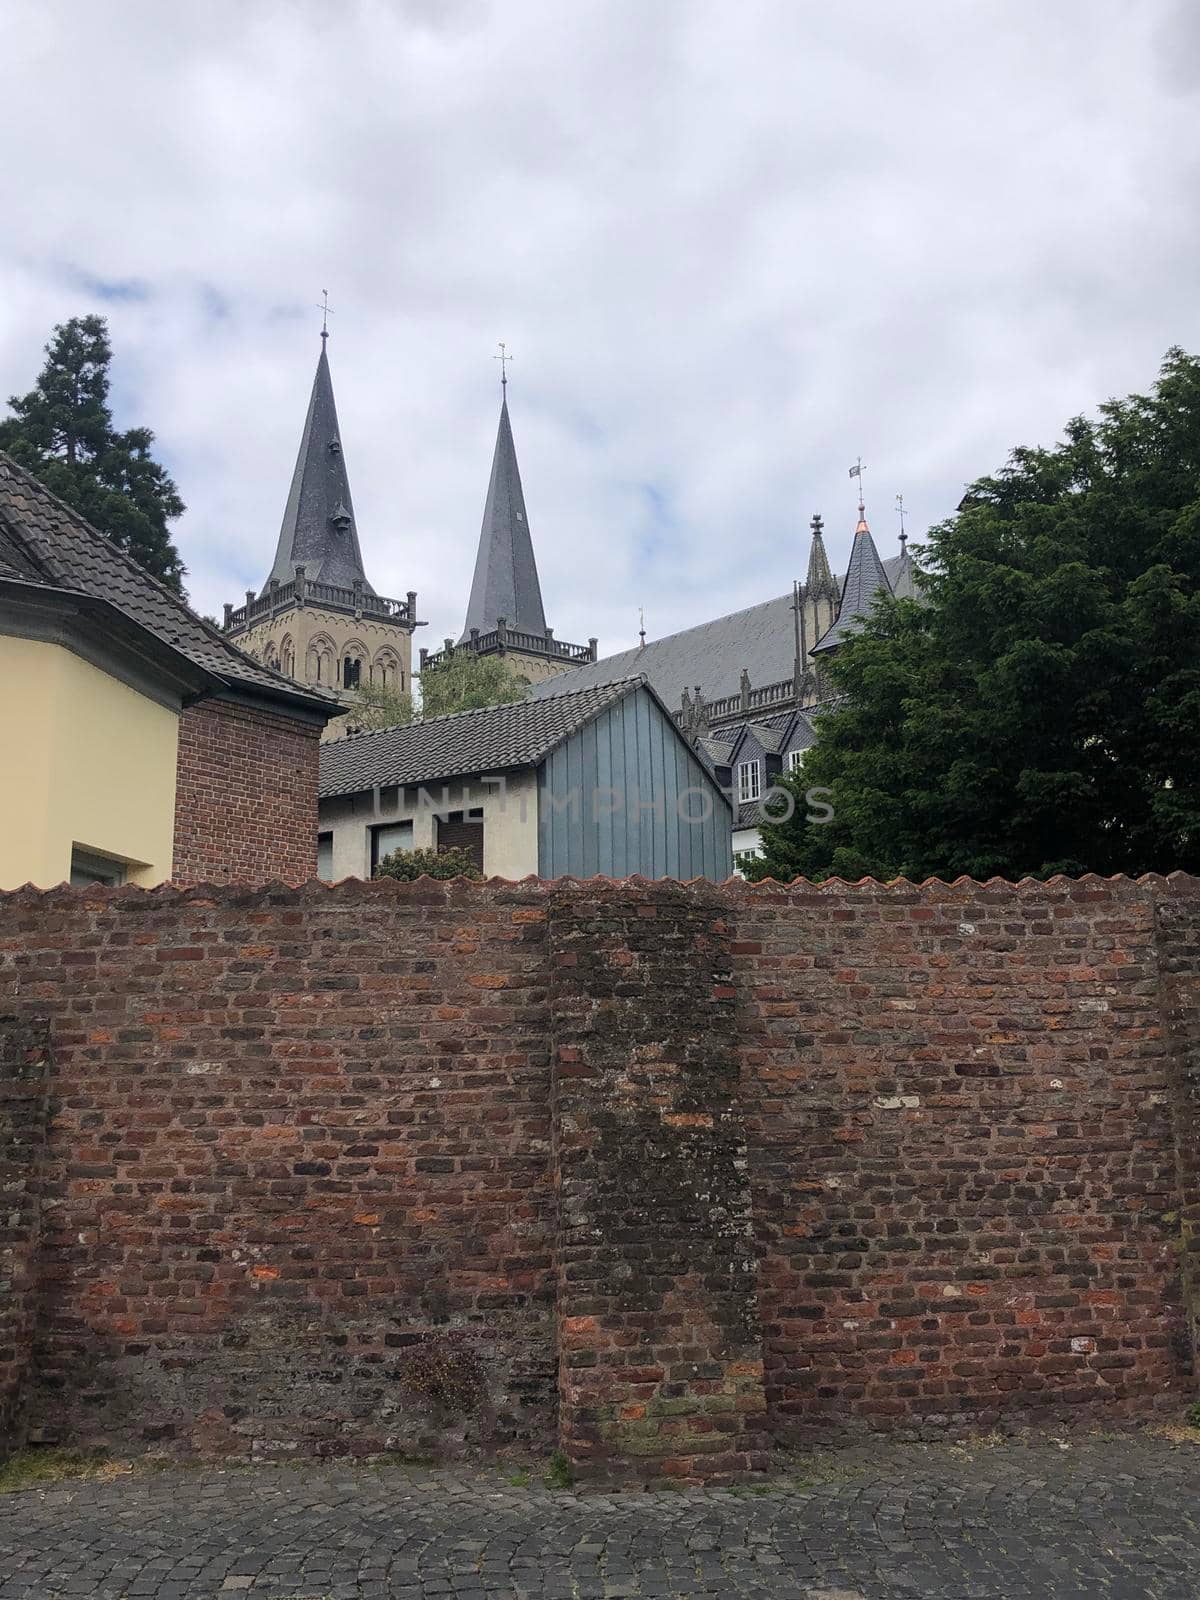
top-left (1, 0), bottom-right (1198, 657)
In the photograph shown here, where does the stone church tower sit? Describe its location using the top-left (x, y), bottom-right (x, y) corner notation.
top-left (419, 373), bottom-right (596, 687)
top-left (222, 334), bottom-right (422, 728)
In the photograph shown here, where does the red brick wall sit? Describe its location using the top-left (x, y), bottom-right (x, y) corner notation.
top-left (736, 876), bottom-right (1188, 1437)
top-left (0, 879), bottom-right (556, 1458)
top-left (1, 875), bottom-right (1198, 1471)
top-left (172, 698), bottom-right (322, 886)
top-left (0, 1016), bottom-right (49, 1454)
top-left (549, 883), bottom-right (768, 1480)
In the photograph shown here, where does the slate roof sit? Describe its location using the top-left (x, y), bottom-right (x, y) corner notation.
top-left (812, 515), bottom-right (893, 653)
top-left (0, 451), bottom-right (341, 715)
top-left (264, 340), bottom-right (375, 592)
top-left (805, 516), bottom-right (838, 601)
top-left (460, 394), bottom-right (548, 640)
top-left (320, 677), bottom-right (645, 798)
top-left (530, 553), bottom-right (904, 710)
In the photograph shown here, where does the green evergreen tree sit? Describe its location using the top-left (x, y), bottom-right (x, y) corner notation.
top-left (418, 650), bottom-right (527, 718)
top-left (748, 347), bottom-right (1200, 884)
top-left (0, 315), bottom-right (186, 592)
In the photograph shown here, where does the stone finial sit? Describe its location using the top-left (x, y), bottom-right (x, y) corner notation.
top-left (588, 638), bottom-right (598, 661)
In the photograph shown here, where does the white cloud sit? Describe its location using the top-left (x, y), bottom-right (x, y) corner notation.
top-left (0, 0), bottom-right (1196, 657)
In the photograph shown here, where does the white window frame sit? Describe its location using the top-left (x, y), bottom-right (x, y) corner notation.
top-left (786, 749), bottom-right (805, 774)
top-left (737, 759), bottom-right (761, 803)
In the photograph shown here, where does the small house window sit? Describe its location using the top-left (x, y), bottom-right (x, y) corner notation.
top-left (370, 819), bottom-right (414, 873)
top-left (786, 749), bottom-right (805, 774)
top-left (70, 847), bottom-right (126, 887)
top-left (737, 760), bottom-right (761, 803)
top-left (316, 832), bottom-right (334, 882)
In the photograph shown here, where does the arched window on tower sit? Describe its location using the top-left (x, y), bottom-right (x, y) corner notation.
top-left (343, 656), bottom-right (362, 690)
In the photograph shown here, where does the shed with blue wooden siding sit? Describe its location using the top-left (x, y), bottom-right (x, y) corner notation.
top-left (317, 675), bottom-right (733, 882)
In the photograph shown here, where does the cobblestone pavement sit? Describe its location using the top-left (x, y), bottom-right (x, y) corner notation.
top-left (1, 1431), bottom-right (1199, 1598)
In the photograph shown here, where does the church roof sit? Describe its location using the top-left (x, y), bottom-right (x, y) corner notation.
top-left (811, 513), bottom-right (893, 653)
top-left (320, 676), bottom-right (647, 797)
top-left (460, 393), bottom-right (548, 640)
top-left (264, 340), bottom-right (375, 593)
top-left (529, 552), bottom-right (904, 709)
top-left (0, 451), bottom-right (341, 717)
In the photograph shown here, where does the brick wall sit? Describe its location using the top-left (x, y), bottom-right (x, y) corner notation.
top-left (738, 876), bottom-right (1187, 1437)
top-left (549, 883), bottom-right (768, 1478)
top-left (0, 879), bottom-right (555, 1459)
top-left (1, 874), bottom-right (1199, 1475)
top-left (0, 1016), bottom-right (49, 1454)
top-left (173, 698), bottom-right (322, 886)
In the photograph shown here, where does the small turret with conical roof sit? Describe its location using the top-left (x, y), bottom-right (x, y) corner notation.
top-left (812, 492), bottom-right (892, 654)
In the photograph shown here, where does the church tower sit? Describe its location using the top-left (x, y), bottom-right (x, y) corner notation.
top-left (222, 332), bottom-right (422, 725)
top-left (419, 362), bottom-right (596, 687)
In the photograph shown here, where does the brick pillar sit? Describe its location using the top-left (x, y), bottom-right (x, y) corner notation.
top-left (549, 882), bottom-right (767, 1482)
top-left (0, 1017), bottom-right (50, 1456)
top-left (1156, 882), bottom-right (1200, 1372)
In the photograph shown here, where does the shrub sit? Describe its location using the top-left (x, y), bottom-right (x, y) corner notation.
top-left (373, 846), bottom-right (482, 882)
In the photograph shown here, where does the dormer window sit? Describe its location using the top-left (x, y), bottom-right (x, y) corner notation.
top-left (331, 500), bottom-right (352, 533)
top-left (737, 759), bottom-right (761, 803)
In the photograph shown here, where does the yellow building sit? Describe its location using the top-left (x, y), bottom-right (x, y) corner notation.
top-left (0, 452), bottom-right (341, 890)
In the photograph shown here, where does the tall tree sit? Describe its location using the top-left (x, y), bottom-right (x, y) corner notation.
top-left (0, 315), bottom-right (186, 591)
top-left (748, 347), bottom-right (1200, 884)
top-left (419, 650), bottom-right (527, 719)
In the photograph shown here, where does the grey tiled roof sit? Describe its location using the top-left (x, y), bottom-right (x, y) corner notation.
top-left (0, 451), bottom-right (340, 714)
top-left (812, 517), bottom-right (893, 653)
top-left (264, 341), bottom-right (375, 593)
top-left (460, 395), bottom-right (548, 640)
top-left (530, 554), bottom-right (904, 710)
top-left (320, 677), bottom-right (643, 798)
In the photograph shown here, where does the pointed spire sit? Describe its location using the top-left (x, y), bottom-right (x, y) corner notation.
top-left (460, 388), bottom-right (548, 640)
top-left (263, 340), bottom-right (374, 594)
top-left (805, 512), bottom-right (838, 601)
top-left (812, 501), bottom-right (892, 654)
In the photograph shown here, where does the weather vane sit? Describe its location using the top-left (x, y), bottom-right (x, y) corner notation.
top-left (849, 457), bottom-right (866, 517)
top-left (317, 289), bottom-right (334, 342)
top-left (639, 606), bottom-right (646, 648)
top-left (494, 341), bottom-right (513, 390)
top-left (896, 492), bottom-right (908, 547)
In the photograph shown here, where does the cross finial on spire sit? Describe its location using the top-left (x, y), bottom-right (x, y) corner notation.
top-left (494, 341), bottom-right (513, 392)
top-left (317, 289), bottom-right (334, 343)
top-left (810, 511), bottom-right (824, 537)
top-left (896, 492), bottom-right (908, 549)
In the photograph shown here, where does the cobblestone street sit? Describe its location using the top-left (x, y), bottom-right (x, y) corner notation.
top-left (0, 1432), bottom-right (1197, 1599)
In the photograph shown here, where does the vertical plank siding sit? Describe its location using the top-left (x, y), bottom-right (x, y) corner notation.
top-left (538, 687), bottom-right (732, 880)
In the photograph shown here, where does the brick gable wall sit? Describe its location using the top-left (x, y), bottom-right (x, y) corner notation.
top-left (173, 699), bottom-right (322, 885)
top-left (1, 875), bottom-right (1198, 1477)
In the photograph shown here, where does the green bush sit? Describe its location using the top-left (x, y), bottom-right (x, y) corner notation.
top-left (373, 846), bottom-right (482, 882)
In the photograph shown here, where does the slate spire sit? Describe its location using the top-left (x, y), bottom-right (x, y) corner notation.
top-left (812, 505), bottom-right (892, 653)
top-left (460, 389), bottom-right (548, 640)
top-left (263, 339), bottom-right (374, 593)
top-left (805, 512), bottom-right (838, 602)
